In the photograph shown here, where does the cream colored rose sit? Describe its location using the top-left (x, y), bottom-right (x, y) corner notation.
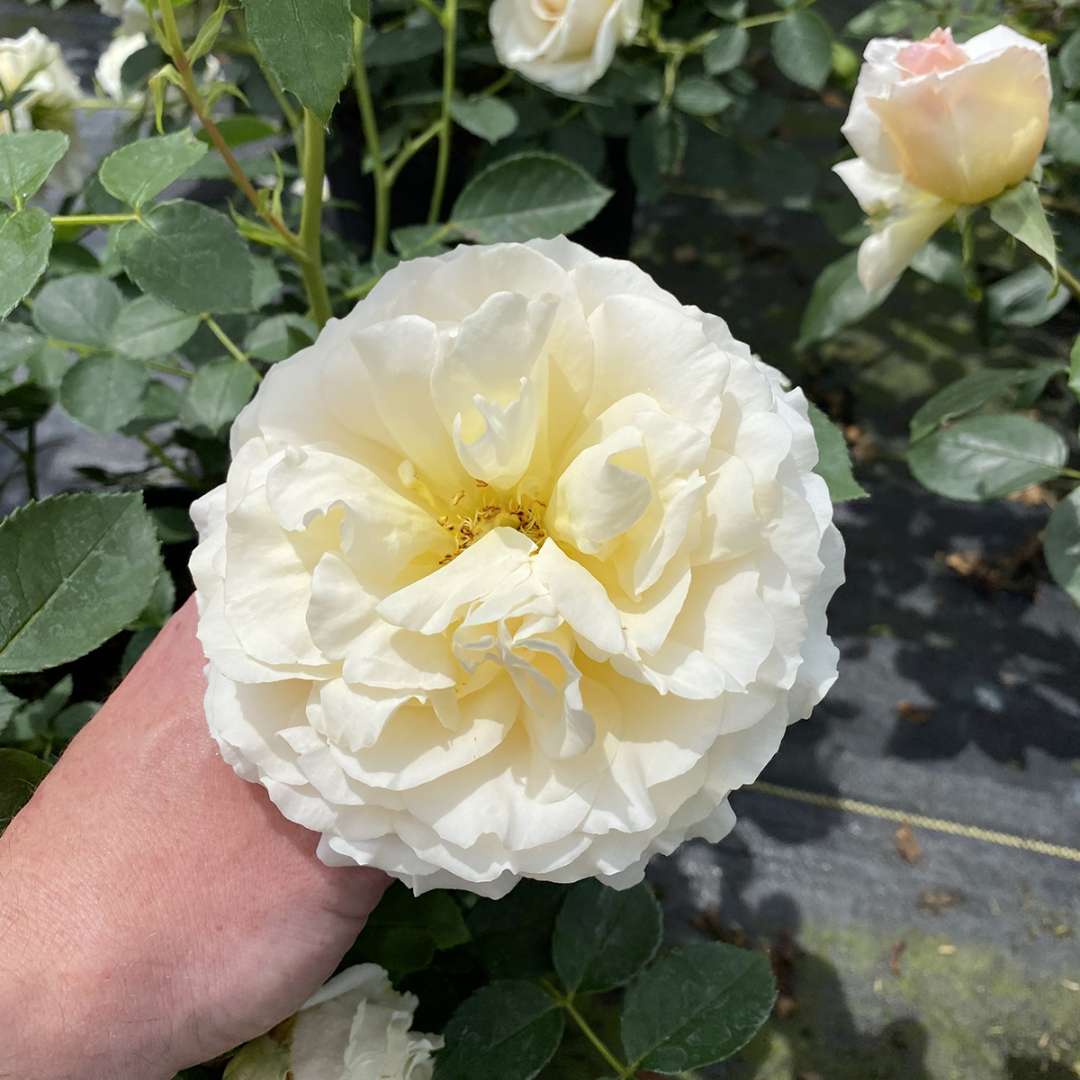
top-left (0, 29), bottom-right (89, 194)
top-left (489, 0), bottom-right (642, 94)
top-left (835, 25), bottom-right (1050, 290)
top-left (191, 238), bottom-right (843, 898)
top-left (227, 964), bottom-right (442, 1080)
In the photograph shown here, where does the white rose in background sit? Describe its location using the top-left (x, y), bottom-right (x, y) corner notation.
top-left (835, 26), bottom-right (1051, 291)
top-left (191, 238), bottom-right (844, 898)
top-left (0, 29), bottom-right (89, 194)
top-left (94, 31), bottom-right (148, 104)
top-left (95, 0), bottom-right (152, 35)
top-left (490, 0), bottom-right (643, 94)
top-left (95, 30), bottom-right (222, 108)
top-left (227, 964), bottom-right (442, 1080)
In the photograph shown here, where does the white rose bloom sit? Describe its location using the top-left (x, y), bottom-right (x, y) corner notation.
top-left (95, 0), bottom-right (152, 36)
top-left (191, 239), bottom-right (844, 898)
top-left (94, 32), bottom-right (147, 103)
top-left (230, 964), bottom-right (442, 1080)
top-left (0, 29), bottom-right (89, 194)
top-left (835, 25), bottom-right (1050, 291)
top-left (490, 0), bottom-right (643, 94)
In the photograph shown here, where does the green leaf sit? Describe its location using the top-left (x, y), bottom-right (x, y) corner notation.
top-left (807, 402), bottom-right (868, 501)
top-left (352, 883), bottom-right (470, 979)
top-left (620, 943), bottom-right (777, 1074)
top-left (0, 749), bottom-right (50, 835)
top-left (772, 11), bottom-right (832, 91)
top-left (909, 369), bottom-right (1031, 442)
top-left (5, 676), bottom-right (71, 746)
top-left (673, 76), bottom-right (733, 117)
top-left (1070, 334), bottom-right (1080, 403)
top-left (989, 181), bottom-right (1056, 272)
top-left (1059, 29), bottom-right (1080, 90)
top-left (195, 115), bottom-right (278, 148)
top-left (99, 130), bottom-right (209, 209)
top-left (365, 21), bottom-right (443, 67)
top-left (553, 880), bottom-right (662, 995)
top-left (1045, 487), bottom-right (1080, 605)
top-left (0, 685), bottom-right (20, 739)
top-left (468, 880), bottom-right (566, 979)
top-left (0, 208), bottom-right (52, 319)
top-left (118, 201), bottom-right (253, 314)
top-left (152, 506), bottom-right (196, 545)
top-left (51, 700), bottom-right (98, 743)
top-left (0, 131), bottom-right (70, 209)
top-left (244, 313), bottom-right (317, 363)
top-left (908, 415), bottom-right (1068, 501)
top-left (111, 295), bottom-right (201, 359)
top-left (0, 324), bottom-right (43, 370)
top-left (451, 153), bottom-right (612, 243)
top-left (130, 568), bottom-right (175, 629)
top-left (242, 0), bottom-right (352, 121)
top-left (704, 25), bottom-right (749, 75)
top-left (797, 250), bottom-right (894, 348)
top-left (0, 492), bottom-right (161, 674)
top-left (181, 360), bottom-right (258, 433)
top-left (60, 353), bottom-right (150, 434)
top-left (986, 265), bottom-right (1068, 328)
top-left (435, 981), bottom-right (564, 1080)
top-left (451, 95), bottom-right (519, 144)
top-left (629, 108), bottom-right (686, 202)
top-left (1048, 103), bottom-right (1080, 167)
top-left (32, 273), bottom-right (123, 348)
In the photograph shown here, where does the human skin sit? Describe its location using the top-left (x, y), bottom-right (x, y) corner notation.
top-left (0, 596), bottom-right (389, 1080)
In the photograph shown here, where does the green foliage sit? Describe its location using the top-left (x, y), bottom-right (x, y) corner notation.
top-left (33, 273), bottom-right (123, 349)
top-left (451, 153), bottom-right (612, 243)
top-left (0, 131), bottom-right (70, 208)
top-left (808, 403), bottom-right (868, 501)
top-left (1045, 488), bottom-right (1080, 603)
top-left (60, 354), bottom-right (150, 434)
top-left (434, 981), bottom-right (565, 1080)
top-left (798, 251), bottom-right (894, 348)
top-left (242, 0), bottom-right (353, 121)
top-left (111, 296), bottom-right (201, 359)
top-left (0, 208), bottom-right (52, 319)
top-left (620, 943), bottom-right (777, 1074)
top-left (908, 416), bottom-right (1068, 502)
top-left (771, 11), bottom-right (833, 91)
top-left (117, 201), bottom-right (254, 314)
top-left (0, 493), bottom-right (161, 674)
top-left (181, 361), bottom-right (259, 433)
top-left (451, 96), bottom-right (519, 144)
top-left (99, 131), bottom-right (209, 208)
top-left (552, 880), bottom-right (662, 995)
top-left (989, 182), bottom-right (1057, 272)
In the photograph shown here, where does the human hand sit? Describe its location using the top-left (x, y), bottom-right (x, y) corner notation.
top-left (0, 596), bottom-right (388, 1080)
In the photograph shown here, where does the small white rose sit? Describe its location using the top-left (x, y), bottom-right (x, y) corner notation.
top-left (227, 964), bottom-right (442, 1080)
top-left (0, 29), bottom-right (90, 194)
top-left (835, 25), bottom-right (1051, 291)
top-left (489, 0), bottom-right (643, 94)
top-left (192, 239), bottom-right (844, 898)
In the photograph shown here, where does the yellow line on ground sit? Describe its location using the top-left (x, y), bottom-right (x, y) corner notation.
top-left (746, 781), bottom-right (1080, 864)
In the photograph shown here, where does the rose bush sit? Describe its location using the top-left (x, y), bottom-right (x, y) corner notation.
top-left (191, 237), bottom-right (843, 897)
